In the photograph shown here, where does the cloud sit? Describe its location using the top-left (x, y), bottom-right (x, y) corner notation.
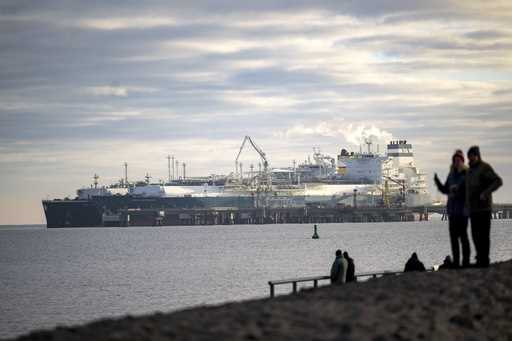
top-left (340, 124), bottom-right (394, 147)
top-left (82, 86), bottom-right (158, 97)
top-left (83, 86), bottom-right (129, 97)
top-left (464, 30), bottom-right (508, 40)
top-left (1, 1), bottom-right (512, 223)
top-left (79, 16), bottom-right (178, 30)
top-left (279, 120), bottom-right (394, 148)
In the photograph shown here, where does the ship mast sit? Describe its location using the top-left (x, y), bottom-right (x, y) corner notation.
top-left (171, 156), bottom-right (175, 180)
top-left (365, 138), bottom-right (373, 154)
top-left (93, 174), bottom-right (99, 188)
top-left (124, 162), bottom-right (128, 187)
top-left (167, 155), bottom-right (171, 183)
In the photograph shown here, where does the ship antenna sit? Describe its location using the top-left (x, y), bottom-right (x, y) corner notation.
top-left (93, 174), bottom-right (99, 188)
top-left (167, 155), bottom-right (171, 184)
top-left (145, 173), bottom-right (151, 184)
top-left (171, 156), bottom-right (175, 180)
top-left (124, 162), bottom-right (128, 187)
top-left (365, 138), bottom-right (372, 154)
top-left (182, 162), bottom-right (186, 180)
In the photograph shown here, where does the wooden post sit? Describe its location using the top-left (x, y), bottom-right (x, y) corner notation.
top-left (292, 282), bottom-right (297, 294)
top-left (313, 279), bottom-right (318, 288)
top-left (269, 283), bottom-right (274, 298)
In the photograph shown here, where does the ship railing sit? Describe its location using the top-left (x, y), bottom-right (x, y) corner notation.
top-left (268, 269), bottom-right (425, 298)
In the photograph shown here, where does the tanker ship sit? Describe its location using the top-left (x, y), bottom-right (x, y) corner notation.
top-left (42, 139), bottom-right (431, 227)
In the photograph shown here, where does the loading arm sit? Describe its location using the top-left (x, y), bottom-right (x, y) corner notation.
top-left (235, 136), bottom-right (269, 173)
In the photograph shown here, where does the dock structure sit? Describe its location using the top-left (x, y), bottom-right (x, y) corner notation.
top-left (117, 206), bottom-right (417, 227)
top-left (108, 204), bottom-right (512, 227)
top-left (411, 204), bottom-right (512, 221)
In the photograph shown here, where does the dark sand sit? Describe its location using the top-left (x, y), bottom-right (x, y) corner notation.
top-left (10, 261), bottom-right (512, 341)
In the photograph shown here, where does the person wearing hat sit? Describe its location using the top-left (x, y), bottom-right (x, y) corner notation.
top-left (466, 146), bottom-right (502, 267)
top-left (434, 149), bottom-right (470, 267)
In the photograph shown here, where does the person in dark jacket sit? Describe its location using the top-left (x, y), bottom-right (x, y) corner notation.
top-left (343, 251), bottom-right (356, 282)
top-left (466, 146), bottom-right (502, 267)
top-left (434, 149), bottom-right (470, 267)
top-left (330, 249), bottom-right (348, 284)
top-left (404, 252), bottom-right (426, 272)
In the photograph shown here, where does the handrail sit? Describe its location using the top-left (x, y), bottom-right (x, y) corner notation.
top-left (268, 269), bottom-right (429, 298)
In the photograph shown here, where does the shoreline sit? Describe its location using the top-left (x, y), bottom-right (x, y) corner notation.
top-left (10, 260), bottom-right (512, 341)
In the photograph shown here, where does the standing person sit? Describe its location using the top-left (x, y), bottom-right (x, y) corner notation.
top-left (466, 146), bottom-right (502, 267)
top-left (330, 249), bottom-right (348, 284)
top-left (343, 251), bottom-right (356, 282)
top-left (404, 252), bottom-right (426, 272)
top-left (434, 149), bottom-right (470, 268)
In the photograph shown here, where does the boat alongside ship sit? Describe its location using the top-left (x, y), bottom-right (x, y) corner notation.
top-left (42, 139), bottom-right (432, 227)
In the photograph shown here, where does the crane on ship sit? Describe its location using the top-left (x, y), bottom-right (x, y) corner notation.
top-left (234, 135), bottom-right (272, 191)
top-left (382, 175), bottom-right (407, 207)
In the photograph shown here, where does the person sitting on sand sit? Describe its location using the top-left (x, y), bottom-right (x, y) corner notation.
top-left (404, 252), bottom-right (426, 272)
top-left (343, 251), bottom-right (356, 282)
top-left (439, 255), bottom-right (453, 270)
top-left (330, 249), bottom-right (348, 284)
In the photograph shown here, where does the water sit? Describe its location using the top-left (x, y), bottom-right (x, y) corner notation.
top-left (1, 220), bottom-right (512, 339)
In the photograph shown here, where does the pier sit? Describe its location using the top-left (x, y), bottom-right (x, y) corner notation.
top-left (117, 206), bottom-right (418, 227)
top-left (110, 204), bottom-right (512, 227)
top-left (410, 204), bottom-right (512, 221)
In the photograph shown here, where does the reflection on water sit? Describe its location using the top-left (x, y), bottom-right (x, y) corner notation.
top-left (1, 220), bottom-right (511, 338)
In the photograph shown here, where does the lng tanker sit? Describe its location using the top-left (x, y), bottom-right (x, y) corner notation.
top-left (42, 139), bottom-right (431, 227)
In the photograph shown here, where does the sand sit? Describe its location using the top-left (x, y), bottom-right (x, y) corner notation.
top-left (9, 260), bottom-right (512, 341)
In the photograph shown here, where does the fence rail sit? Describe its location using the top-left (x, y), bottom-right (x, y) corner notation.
top-left (268, 270), bottom-right (409, 298)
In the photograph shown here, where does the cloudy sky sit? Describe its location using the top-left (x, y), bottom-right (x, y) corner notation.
top-left (1, 1), bottom-right (511, 224)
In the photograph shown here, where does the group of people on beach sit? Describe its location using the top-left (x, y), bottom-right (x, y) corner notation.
top-left (395, 146), bottom-right (502, 272)
top-left (330, 145), bottom-right (502, 284)
top-left (434, 145), bottom-right (502, 268)
top-left (330, 250), bottom-right (356, 284)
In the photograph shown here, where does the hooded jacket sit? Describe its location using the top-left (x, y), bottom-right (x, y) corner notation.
top-left (434, 166), bottom-right (468, 217)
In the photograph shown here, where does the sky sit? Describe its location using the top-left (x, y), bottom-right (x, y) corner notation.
top-left (1, 0), bottom-right (511, 224)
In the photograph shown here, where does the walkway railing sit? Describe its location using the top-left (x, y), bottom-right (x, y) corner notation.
top-left (268, 270), bottom-right (407, 298)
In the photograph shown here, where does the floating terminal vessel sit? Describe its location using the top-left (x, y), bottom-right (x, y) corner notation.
top-left (42, 138), bottom-right (431, 227)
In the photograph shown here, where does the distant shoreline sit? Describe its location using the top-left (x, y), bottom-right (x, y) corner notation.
top-left (11, 260), bottom-right (512, 341)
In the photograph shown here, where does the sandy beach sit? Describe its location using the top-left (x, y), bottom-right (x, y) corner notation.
top-left (10, 260), bottom-right (512, 341)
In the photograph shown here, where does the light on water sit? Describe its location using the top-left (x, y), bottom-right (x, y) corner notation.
top-left (1, 220), bottom-right (512, 338)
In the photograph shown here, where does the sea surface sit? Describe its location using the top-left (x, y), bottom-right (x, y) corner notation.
top-left (1, 219), bottom-right (512, 339)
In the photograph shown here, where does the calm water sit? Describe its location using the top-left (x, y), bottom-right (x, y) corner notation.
top-left (1, 219), bottom-right (512, 339)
